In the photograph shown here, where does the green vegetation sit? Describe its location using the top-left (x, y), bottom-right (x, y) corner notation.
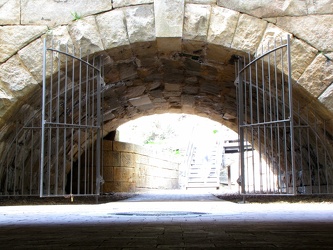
top-left (71, 11), bottom-right (81, 21)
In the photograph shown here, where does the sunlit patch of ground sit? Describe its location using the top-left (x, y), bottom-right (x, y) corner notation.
top-left (216, 193), bottom-right (333, 204)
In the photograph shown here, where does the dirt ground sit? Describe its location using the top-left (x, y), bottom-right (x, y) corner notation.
top-left (1, 192), bottom-right (333, 206)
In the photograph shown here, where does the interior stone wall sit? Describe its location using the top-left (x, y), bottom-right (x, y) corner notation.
top-left (103, 140), bottom-right (180, 192)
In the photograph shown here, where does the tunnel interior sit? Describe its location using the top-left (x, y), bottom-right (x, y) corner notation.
top-left (0, 38), bottom-right (333, 196)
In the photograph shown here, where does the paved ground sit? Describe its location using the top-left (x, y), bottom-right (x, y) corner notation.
top-left (1, 190), bottom-right (333, 249)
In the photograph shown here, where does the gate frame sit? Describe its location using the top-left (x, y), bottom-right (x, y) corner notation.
top-left (40, 38), bottom-right (103, 198)
top-left (236, 35), bottom-right (296, 195)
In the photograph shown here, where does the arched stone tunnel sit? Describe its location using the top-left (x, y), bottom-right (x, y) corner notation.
top-left (1, 0), bottom-right (333, 196)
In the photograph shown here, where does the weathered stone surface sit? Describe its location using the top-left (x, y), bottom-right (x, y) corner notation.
top-left (184, 4), bottom-right (211, 41)
top-left (96, 9), bottom-right (130, 50)
top-left (21, 0), bottom-right (111, 26)
top-left (308, 0), bottom-right (333, 14)
top-left (0, 87), bottom-right (13, 117)
top-left (0, 0), bottom-right (20, 25)
top-left (217, 0), bottom-right (307, 18)
top-left (125, 5), bottom-right (155, 43)
top-left (0, 56), bottom-right (38, 109)
top-left (298, 54), bottom-right (333, 98)
top-left (165, 83), bottom-right (182, 92)
top-left (124, 86), bottom-right (146, 99)
top-left (319, 82), bottom-right (333, 114)
top-left (113, 0), bottom-right (153, 8)
top-left (68, 16), bottom-right (104, 56)
top-left (129, 95), bottom-right (152, 106)
top-left (207, 6), bottom-right (239, 47)
top-left (186, 0), bottom-right (216, 3)
top-left (256, 23), bottom-right (290, 57)
top-left (232, 14), bottom-right (267, 54)
top-left (18, 26), bottom-right (73, 83)
top-left (276, 15), bottom-right (333, 51)
top-left (155, 0), bottom-right (184, 38)
top-left (0, 25), bottom-right (47, 63)
top-left (290, 38), bottom-right (317, 80)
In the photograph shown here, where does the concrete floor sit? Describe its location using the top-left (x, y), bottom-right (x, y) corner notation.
top-left (1, 191), bottom-right (333, 249)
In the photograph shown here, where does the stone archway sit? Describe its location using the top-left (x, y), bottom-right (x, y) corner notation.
top-left (1, 0), bottom-right (333, 196)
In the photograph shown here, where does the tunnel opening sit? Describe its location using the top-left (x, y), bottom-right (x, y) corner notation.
top-left (1, 35), bottom-right (333, 198)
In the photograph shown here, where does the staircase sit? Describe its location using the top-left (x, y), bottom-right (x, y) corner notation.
top-left (186, 142), bottom-right (221, 189)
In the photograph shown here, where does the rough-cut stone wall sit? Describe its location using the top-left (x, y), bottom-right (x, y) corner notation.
top-left (1, 0), bottom-right (333, 192)
top-left (103, 141), bottom-right (179, 192)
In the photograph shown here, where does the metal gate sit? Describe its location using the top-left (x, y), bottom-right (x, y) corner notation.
top-left (40, 39), bottom-right (104, 197)
top-left (236, 35), bottom-right (295, 195)
top-left (236, 35), bottom-right (333, 195)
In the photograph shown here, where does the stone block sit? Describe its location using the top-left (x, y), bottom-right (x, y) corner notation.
top-left (113, 0), bottom-right (154, 8)
top-left (68, 16), bottom-right (104, 57)
top-left (231, 14), bottom-right (267, 54)
top-left (129, 95), bottom-right (152, 106)
top-left (217, 0), bottom-right (307, 18)
top-left (165, 83), bottom-right (182, 92)
top-left (319, 82), bottom-right (333, 114)
top-left (298, 54), bottom-right (333, 98)
top-left (186, 0), bottom-right (216, 3)
top-left (103, 167), bottom-right (114, 181)
top-left (0, 94), bottom-right (13, 118)
top-left (207, 6), bottom-right (239, 47)
top-left (103, 140), bottom-right (113, 151)
top-left (288, 38), bottom-right (317, 80)
top-left (206, 44), bottom-right (234, 65)
top-left (155, 0), bottom-right (184, 38)
top-left (256, 23), bottom-right (290, 57)
top-left (277, 15), bottom-right (333, 51)
top-left (0, 25), bottom-right (47, 63)
top-left (114, 167), bottom-right (135, 182)
top-left (21, 0), bottom-right (111, 26)
top-left (157, 37), bottom-right (182, 55)
top-left (18, 38), bottom-right (49, 84)
top-left (113, 141), bottom-right (134, 152)
top-left (0, 0), bottom-right (20, 25)
top-left (182, 95), bottom-right (195, 107)
top-left (120, 152), bottom-right (136, 166)
top-left (184, 4), bottom-right (211, 41)
top-left (0, 56), bottom-right (39, 100)
top-left (96, 9), bottom-right (130, 50)
top-left (125, 5), bottom-right (155, 43)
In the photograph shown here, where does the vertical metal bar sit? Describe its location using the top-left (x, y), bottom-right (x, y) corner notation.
top-left (30, 124), bottom-right (34, 195)
top-left (62, 43), bottom-right (68, 195)
top-left (70, 44), bottom-right (75, 195)
top-left (286, 35), bottom-right (296, 194)
top-left (77, 48), bottom-right (82, 194)
top-left (40, 38), bottom-right (47, 197)
top-left (324, 121), bottom-right (328, 193)
top-left (280, 38), bottom-right (289, 193)
top-left (238, 59), bottom-right (246, 194)
top-left (95, 57), bottom-right (102, 196)
top-left (306, 109), bottom-right (312, 194)
top-left (55, 41), bottom-right (61, 195)
top-left (84, 54), bottom-right (89, 195)
top-left (262, 46), bottom-right (268, 193)
top-left (298, 102), bottom-right (303, 193)
top-left (268, 44), bottom-right (273, 193)
top-left (315, 118), bottom-right (320, 193)
top-left (248, 53), bottom-right (255, 193)
top-left (14, 121), bottom-right (18, 195)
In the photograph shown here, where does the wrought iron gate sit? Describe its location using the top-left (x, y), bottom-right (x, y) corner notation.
top-left (236, 35), bottom-right (333, 195)
top-left (236, 35), bottom-right (295, 195)
top-left (39, 39), bottom-right (104, 197)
